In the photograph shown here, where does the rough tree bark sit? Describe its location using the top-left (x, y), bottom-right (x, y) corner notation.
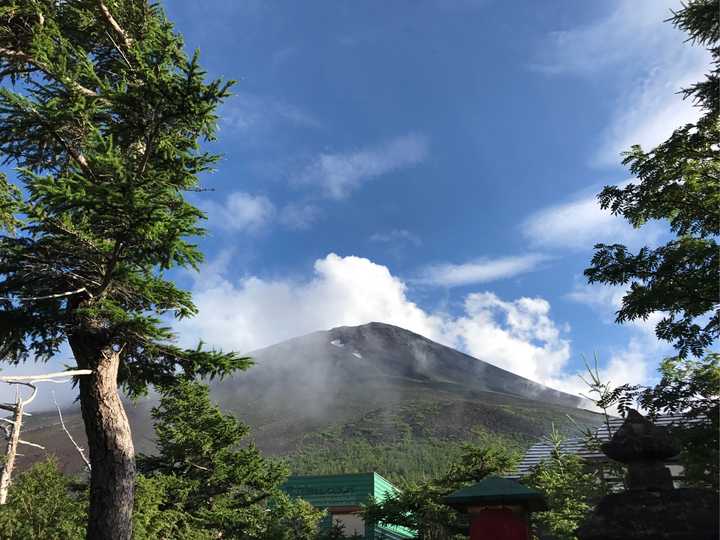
top-left (69, 327), bottom-right (134, 540)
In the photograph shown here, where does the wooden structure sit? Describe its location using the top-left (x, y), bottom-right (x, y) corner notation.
top-left (443, 475), bottom-right (547, 540)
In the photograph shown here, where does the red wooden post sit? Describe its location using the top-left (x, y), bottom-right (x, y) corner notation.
top-left (468, 507), bottom-right (530, 540)
top-left (443, 476), bottom-right (546, 540)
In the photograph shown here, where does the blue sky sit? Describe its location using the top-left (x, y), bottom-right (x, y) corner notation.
top-left (6, 1), bottom-right (710, 404)
top-left (159, 0), bottom-right (711, 397)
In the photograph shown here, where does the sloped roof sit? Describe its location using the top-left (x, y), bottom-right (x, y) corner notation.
top-left (444, 476), bottom-right (547, 511)
top-left (507, 413), bottom-right (706, 479)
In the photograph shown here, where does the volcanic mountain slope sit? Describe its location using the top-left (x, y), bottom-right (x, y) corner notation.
top-left (209, 322), bottom-right (598, 453)
top-left (19, 322), bottom-right (601, 473)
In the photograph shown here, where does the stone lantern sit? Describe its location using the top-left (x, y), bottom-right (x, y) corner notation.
top-left (577, 409), bottom-right (719, 540)
top-left (443, 475), bottom-right (547, 540)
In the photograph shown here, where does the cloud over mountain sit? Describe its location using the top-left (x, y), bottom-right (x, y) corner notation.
top-left (179, 253), bottom-right (576, 389)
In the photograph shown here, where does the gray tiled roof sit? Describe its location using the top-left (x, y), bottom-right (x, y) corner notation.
top-left (506, 414), bottom-right (706, 480)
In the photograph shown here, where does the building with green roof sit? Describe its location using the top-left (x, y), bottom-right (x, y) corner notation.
top-left (282, 472), bottom-right (416, 539)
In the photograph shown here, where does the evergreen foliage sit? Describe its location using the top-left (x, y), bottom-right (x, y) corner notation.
top-left (290, 432), bottom-right (525, 487)
top-left (0, 0), bottom-right (244, 395)
top-left (137, 380), bottom-right (324, 539)
top-left (361, 441), bottom-right (519, 540)
top-left (0, 2), bottom-right (243, 534)
top-left (523, 428), bottom-right (608, 540)
top-left (0, 458), bottom-right (86, 540)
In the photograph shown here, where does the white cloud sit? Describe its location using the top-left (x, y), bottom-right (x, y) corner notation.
top-left (445, 293), bottom-right (571, 383)
top-left (296, 133), bottom-right (428, 199)
top-left (278, 202), bottom-right (321, 230)
top-left (568, 281), bottom-right (666, 340)
top-left (522, 188), bottom-right (665, 251)
top-left (201, 192), bottom-right (276, 233)
top-left (597, 63), bottom-right (707, 166)
top-left (370, 229), bottom-right (422, 247)
top-left (178, 253), bottom-right (440, 354)
top-left (420, 254), bottom-right (547, 287)
top-left (534, 0), bottom-right (710, 165)
top-left (534, 1), bottom-right (683, 75)
top-left (543, 340), bottom-right (653, 408)
top-left (554, 279), bottom-right (671, 402)
top-left (221, 92), bottom-right (319, 134)
top-left (177, 253), bottom-right (586, 391)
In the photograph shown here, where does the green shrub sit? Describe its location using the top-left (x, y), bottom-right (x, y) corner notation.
top-left (0, 458), bottom-right (86, 540)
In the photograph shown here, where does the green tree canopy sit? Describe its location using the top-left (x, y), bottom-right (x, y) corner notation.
top-left (523, 427), bottom-right (609, 540)
top-left (137, 380), bottom-right (324, 539)
top-left (584, 0), bottom-right (719, 359)
top-left (0, 2), bottom-right (244, 537)
top-left (0, 458), bottom-right (86, 540)
top-left (361, 441), bottom-right (519, 540)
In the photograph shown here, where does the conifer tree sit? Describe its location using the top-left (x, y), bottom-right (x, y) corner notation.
top-left (0, 2), bottom-right (244, 537)
top-left (137, 380), bottom-right (324, 540)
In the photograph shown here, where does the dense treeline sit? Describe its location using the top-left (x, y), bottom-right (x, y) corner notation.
top-left (289, 431), bottom-right (524, 486)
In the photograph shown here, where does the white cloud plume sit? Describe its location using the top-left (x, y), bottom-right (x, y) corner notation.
top-left (522, 188), bottom-right (665, 251)
top-left (445, 293), bottom-right (571, 383)
top-left (201, 192), bottom-right (276, 233)
top-left (296, 133), bottom-right (428, 199)
top-left (598, 63), bottom-right (707, 166)
top-left (534, 0), bottom-right (710, 165)
top-left (177, 253), bottom-right (589, 392)
top-left (419, 254), bottom-right (547, 287)
top-left (178, 253), bottom-right (440, 354)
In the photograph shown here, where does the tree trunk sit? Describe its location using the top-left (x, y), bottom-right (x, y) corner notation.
top-left (0, 393), bottom-right (24, 505)
top-left (69, 332), bottom-right (134, 540)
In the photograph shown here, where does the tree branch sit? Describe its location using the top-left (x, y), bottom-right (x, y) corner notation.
top-left (53, 392), bottom-right (91, 471)
top-left (97, 1), bottom-right (133, 50)
top-left (0, 287), bottom-right (92, 302)
top-left (0, 46), bottom-right (99, 98)
top-left (18, 439), bottom-right (44, 450)
top-left (0, 369), bottom-right (92, 383)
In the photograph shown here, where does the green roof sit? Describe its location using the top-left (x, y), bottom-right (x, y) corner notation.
top-left (443, 476), bottom-right (547, 512)
top-left (282, 472), bottom-right (417, 539)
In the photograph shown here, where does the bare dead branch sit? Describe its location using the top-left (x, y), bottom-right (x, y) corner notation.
top-left (97, 1), bottom-right (133, 50)
top-left (0, 287), bottom-right (92, 302)
top-left (18, 439), bottom-right (44, 450)
top-left (52, 392), bottom-right (91, 471)
top-left (0, 370), bottom-right (93, 503)
top-left (0, 370), bottom-right (92, 383)
top-left (0, 46), bottom-right (99, 97)
top-left (187, 460), bottom-right (210, 472)
top-left (0, 390), bottom-right (26, 504)
top-left (0, 404), bottom-right (30, 415)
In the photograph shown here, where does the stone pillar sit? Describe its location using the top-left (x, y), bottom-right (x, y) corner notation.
top-left (577, 409), bottom-right (719, 540)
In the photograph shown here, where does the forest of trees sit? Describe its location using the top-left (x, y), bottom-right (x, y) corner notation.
top-left (0, 0), bottom-right (717, 539)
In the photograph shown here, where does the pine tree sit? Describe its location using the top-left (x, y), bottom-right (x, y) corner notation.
top-left (137, 380), bottom-right (324, 539)
top-left (0, 2), bottom-right (245, 537)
